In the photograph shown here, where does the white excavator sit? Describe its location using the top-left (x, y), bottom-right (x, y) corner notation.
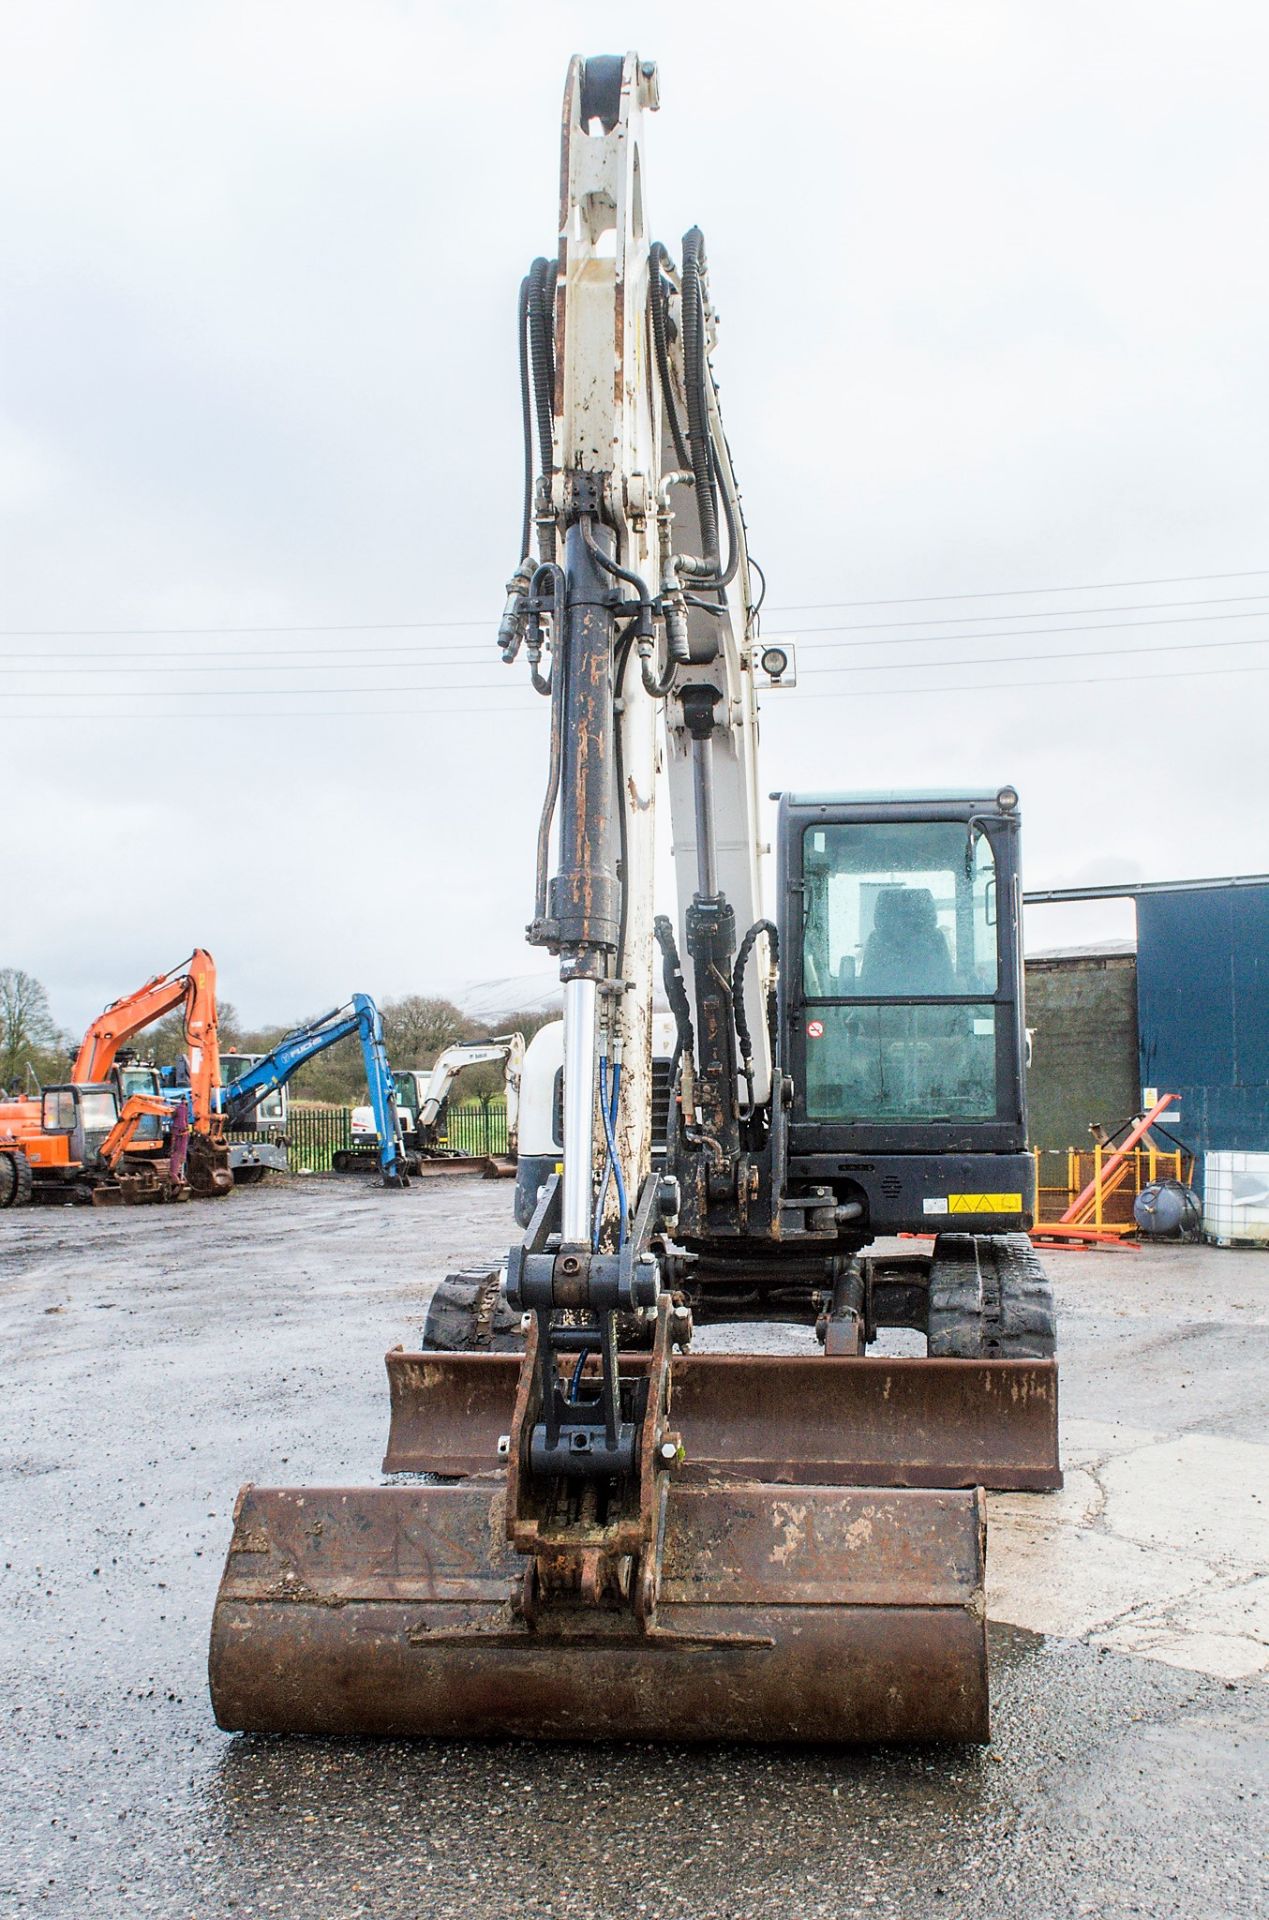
top-left (346, 1034), bottom-right (524, 1176)
top-left (210, 53), bottom-right (1060, 1744)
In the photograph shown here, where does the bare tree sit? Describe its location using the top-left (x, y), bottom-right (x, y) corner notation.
top-left (381, 995), bottom-right (471, 1065)
top-left (141, 1001), bottom-right (242, 1070)
top-left (0, 968), bottom-right (59, 1090)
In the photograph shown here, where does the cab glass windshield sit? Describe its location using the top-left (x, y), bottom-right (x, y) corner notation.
top-left (800, 821), bottom-right (1001, 1123)
top-left (802, 821), bottom-right (997, 998)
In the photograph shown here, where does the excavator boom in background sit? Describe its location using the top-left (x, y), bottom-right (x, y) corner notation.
top-left (72, 950), bottom-right (231, 1196)
top-left (211, 54), bottom-right (1059, 1746)
top-left (212, 995), bottom-right (410, 1188)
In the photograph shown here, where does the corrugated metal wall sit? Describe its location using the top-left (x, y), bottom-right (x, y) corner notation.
top-left (1136, 885), bottom-right (1269, 1154)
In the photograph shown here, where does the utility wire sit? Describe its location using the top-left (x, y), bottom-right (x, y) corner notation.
top-left (4, 600), bottom-right (1269, 676)
top-left (799, 631), bottom-right (1269, 677)
top-left (761, 567), bottom-right (1269, 613)
top-left (3, 566), bottom-right (1268, 642)
top-left (5, 625), bottom-right (1267, 698)
top-left (784, 607), bottom-right (1269, 649)
top-left (15, 655), bottom-right (1269, 721)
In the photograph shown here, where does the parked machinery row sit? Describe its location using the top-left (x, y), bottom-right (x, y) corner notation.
top-left (0, 956), bottom-right (521, 1206)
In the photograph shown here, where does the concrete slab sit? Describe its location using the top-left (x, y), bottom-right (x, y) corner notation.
top-left (1098, 1573), bottom-right (1269, 1680)
top-left (1, 1184), bottom-right (1266, 1920)
top-left (988, 1336), bottom-right (1269, 1681)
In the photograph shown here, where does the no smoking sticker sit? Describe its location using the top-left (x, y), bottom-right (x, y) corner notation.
top-left (806, 1019), bottom-right (824, 1039)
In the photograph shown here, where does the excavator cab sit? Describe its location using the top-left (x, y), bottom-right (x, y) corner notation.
top-left (781, 788), bottom-right (1035, 1236)
top-left (37, 1083), bottom-right (121, 1172)
top-left (110, 1055), bottom-right (166, 1149)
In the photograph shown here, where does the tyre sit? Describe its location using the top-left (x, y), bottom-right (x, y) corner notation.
top-left (233, 1165), bottom-right (266, 1186)
top-left (10, 1151), bottom-right (31, 1208)
top-left (927, 1232), bottom-right (1056, 1359)
top-left (420, 1267), bottom-right (523, 1352)
top-left (0, 1152), bottom-right (15, 1207)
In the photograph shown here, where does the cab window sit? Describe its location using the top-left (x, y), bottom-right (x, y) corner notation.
top-left (800, 821), bottom-right (1002, 1125)
top-left (42, 1088), bottom-right (78, 1131)
top-left (802, 821), bottom-right (998, 999)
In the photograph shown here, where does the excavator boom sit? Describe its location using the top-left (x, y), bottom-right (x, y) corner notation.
top-left (74, 950), bottom-right (230, 1195)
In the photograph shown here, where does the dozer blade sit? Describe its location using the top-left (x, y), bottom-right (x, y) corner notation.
top-left (384, 1350), bottom-right (1062, 1492)
top-left (411, 1155), bottom-right (497, 1178)
top-left (208, 1478), bottom-right (988, 1743)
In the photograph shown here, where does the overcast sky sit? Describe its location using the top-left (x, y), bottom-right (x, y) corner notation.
top-left (3, 0), bottom-right (1266, 1034)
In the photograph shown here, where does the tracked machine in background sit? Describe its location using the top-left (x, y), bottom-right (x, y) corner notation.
top-left (0, 1089), bottom-right (183, 1207)
top-left (343, 1034), bottom-right (525, 1177)
top-left (0, 950), bottom-right (232, 1204)
top-left (213, 996), bottom-right (411, 1188)
top-left (71, 950), bottom-right (231, 1197)
top-left (210, 54), bottom-right (1059, 1745)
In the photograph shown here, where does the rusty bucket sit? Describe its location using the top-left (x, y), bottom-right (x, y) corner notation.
top-left (208, 1476), bottom-right (988, 1743)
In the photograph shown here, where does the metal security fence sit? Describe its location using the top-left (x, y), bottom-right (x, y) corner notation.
top-left (284, 1100), bottom-right (509, 1173)
top-left (286, 1105), bottom-right (353, 1173)
top-left (441, 1101), bottom-right (509, 1158)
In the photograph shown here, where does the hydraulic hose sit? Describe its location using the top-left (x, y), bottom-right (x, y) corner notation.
top-left (517, 271), bottom-right (533, 564)
top-left (680, 228), bottom-right (720, 573)
top-left (533, 607), bottom-right (566, 923)
top-left (593, 1055), bottom-right (628, 1251)
top-left (527, 562), bottom-right (564, 696)
top-left (654, 915), bottom-right (696, 1066)
top-left (527, 256), bottom-right (557, 561)
top-left (580, 518), bottom-right (676, 697)
top-left (648, 243), bottom-right (691, 472)
top-left (732, 919), bottom-right (780, 1107)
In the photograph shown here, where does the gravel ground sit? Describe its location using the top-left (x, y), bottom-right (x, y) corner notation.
top-left (1, 1178), bottom-right (1264, 1919)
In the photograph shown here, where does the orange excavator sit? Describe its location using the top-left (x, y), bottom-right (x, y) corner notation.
top-left (72, 949), bottom-right (232, 1196)
top-left (0, 1089), bottom-right (191, 1207)
top-left (0, 950), bottom-right (232, 1204)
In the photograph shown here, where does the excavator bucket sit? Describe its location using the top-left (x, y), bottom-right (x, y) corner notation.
top-left (209, 1477), bottom-right (988, 1743)
top-left (207, 1337), bottom-right (1020, 1744)
top-left (187, 1135), bottom-right (233, 1197)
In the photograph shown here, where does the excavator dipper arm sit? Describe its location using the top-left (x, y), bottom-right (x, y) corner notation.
top-left (416, 1035), bottom-right (524, 1150)
top-left (75, 951), bottom-right (230, 1195)
top-left (220, 995), bottom-right (408, 1187)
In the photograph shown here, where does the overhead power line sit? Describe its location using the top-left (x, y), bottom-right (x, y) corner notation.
top-left (5, 624), bottom-right (1267, 699)
top-left (14, 654), bottom-right (1269, 722)
top-left (800, 631), bottom-right (1269, 677)
top-left (3, 600), bottom-right (1268, 677)
top-left (2, 566), bottom-right (1267, 643)
top-left (787, 607), bottom-right (1269, 648)
top-left (761, 567), bottom-right (1269, 613)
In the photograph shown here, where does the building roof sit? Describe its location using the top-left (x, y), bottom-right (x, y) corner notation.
top-left (1026, 939), bottom-right (1137, 962)
top-left (1025, 874), bottom-right (1269, 904)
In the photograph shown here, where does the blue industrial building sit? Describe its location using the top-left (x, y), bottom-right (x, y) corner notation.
top-left (1025, 875), bottom-right (1269, 1158)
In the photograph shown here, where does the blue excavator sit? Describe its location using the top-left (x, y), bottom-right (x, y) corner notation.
top-left (168, 995), bottom-right (410, 1189)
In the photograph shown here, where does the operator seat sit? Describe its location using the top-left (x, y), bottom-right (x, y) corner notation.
top-left (860, 887), bottom-right (954, 995)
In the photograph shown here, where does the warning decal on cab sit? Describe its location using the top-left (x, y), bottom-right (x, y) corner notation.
top-left (806, 1020), bottom-right (824, 1039)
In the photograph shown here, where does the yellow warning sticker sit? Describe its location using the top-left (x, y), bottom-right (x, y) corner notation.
top-left (948, 1193), bottom-right (1023, 1213)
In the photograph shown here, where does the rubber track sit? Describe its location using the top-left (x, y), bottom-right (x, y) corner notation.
top-left (927, 1231), bottom-right (1056, 1359)
top-left (420, 1267), bottom-right (523, 1352)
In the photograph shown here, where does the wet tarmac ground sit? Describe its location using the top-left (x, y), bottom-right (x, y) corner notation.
top-left (1, 1179), bottom-right (1265, 1918)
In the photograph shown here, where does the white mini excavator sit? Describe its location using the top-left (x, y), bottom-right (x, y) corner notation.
top-left (209, 53), bottom-right (1060, 1745)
